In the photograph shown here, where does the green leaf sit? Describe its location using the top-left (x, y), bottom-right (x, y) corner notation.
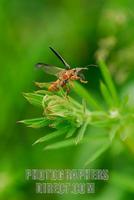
top-left (120, 95), bottom-right (129, 111)
top-left (33, 127), bottom-right (68, 145)
top-left (109, 124), bottom-right (120, 141)
top-left (65, 127), bottom-right (76, 138)
top-left (89, 117), bottom-right (118, 127)
top-left (23, 93), bottom-right (44, 107)
top-left (44, 138), bottom-right (77, 150)
top-left (100, 81), bottom-right (113, 107)
top-left (73, 82), bottom-right (102, 110)
top-left (91, 111), bottom-right (108, 117)
top-left (69, 96), bottom-right (83, 110)
top-left (19, 117), bottom-right (49, 128)
top-left (98, 60), bottom-right (119, 106)
top-left (75, 119), bottom-right (89, 144)
top-left (84, 141), bottom-right (111, 166)
top-left (44, 134), bottom-right (109, 150)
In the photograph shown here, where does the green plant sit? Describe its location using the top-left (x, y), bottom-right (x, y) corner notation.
top-left (19, 60), bottom-right (134, 166)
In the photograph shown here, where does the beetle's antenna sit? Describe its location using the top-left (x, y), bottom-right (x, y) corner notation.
top-left (49, 47), bottom-right (70, 69)
top-left (85, 64), bottom-right (98, 67)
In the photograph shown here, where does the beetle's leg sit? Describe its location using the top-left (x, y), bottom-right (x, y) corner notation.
top-left (76, 75), bottom-right (88, 83)
top-left (62, 84), bottom-right (70, 100)
top-left (71, 75), bottom-right (88, 83)
top-left (66, 86), bottom-right (70, 95)
top-left (79, 78), bottom-right (88, 83)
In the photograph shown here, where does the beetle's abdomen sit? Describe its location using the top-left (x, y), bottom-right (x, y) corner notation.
top-left (48, 80), bottom-right (60, 91)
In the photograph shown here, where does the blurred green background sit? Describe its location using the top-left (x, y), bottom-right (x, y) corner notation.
top-left (0, 0), bottom-right (134, 199)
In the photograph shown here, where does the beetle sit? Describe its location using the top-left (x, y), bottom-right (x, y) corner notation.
top-left (35, 47), bottom-right (94, 93)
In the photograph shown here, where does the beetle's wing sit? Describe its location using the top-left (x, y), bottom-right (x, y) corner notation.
top-left (36, 63), bottom-right (65, 77)
top-left (49, 47), bottom-right (70, 69)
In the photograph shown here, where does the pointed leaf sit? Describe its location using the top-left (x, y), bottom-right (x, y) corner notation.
top-left (99, 60), bottom-right (119, 106)
top-left (66, 127), bottom-right (76, 138)
top-left (44, 134), bottom-right (109, 150)
top-left (44, 138), bottom-right (76, 150)
top-left (109, 124), bottom-right (120, 141)
top-left (33, 127), bottom-right (68, 145)
top-left (89, 119), bottom-right (118, 127)
top-left (19, 117), bottom-right (49, 128)
top-left (84, 141), bottom-right (111, 166)
top-left (100, 81), bottom-right (113, 107)
top-left (73, 82), bottom-right (102, 110)
top-left (75, 119), bottom-right (89, 144)
top-left (23, 93), bottom-right (44, 107)
top-left (120, 95), bottom-right (129, 111)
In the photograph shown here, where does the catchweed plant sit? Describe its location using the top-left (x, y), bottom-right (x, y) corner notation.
top-left (19, 60), bottom-right (134, 166)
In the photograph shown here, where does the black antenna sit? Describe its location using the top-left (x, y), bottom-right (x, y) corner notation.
top-left (85, 64), bottom-right (98, 67)
top-left (49, 47), bottom-right (70, 69)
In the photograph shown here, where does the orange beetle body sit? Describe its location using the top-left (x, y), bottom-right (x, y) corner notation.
top-left (36, 47), bottom-right (88, 94)
top-left (48, 69), bottom-right (87, 92)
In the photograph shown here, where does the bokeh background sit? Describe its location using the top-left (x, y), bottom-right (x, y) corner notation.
top-left (0, 0), bottom-right (134, 199)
